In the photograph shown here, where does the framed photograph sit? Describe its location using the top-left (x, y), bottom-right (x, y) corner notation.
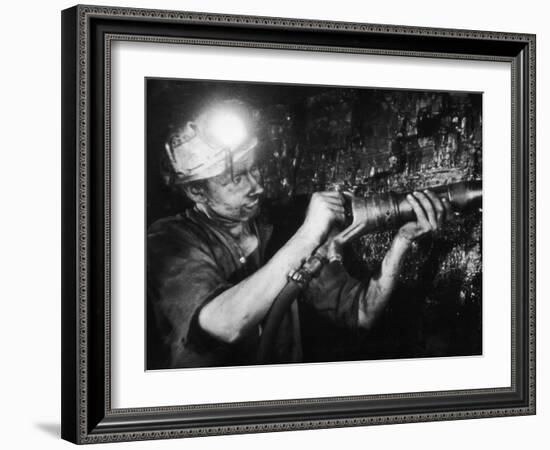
top-left (61, 4), bottom-right (536, 444)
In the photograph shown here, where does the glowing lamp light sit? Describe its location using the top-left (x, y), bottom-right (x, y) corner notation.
top-left (207, 109), bottom-right (248, 150)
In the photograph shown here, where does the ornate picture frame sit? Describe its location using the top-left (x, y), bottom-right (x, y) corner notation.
top-left (61, 4), bottom-right (535, 444)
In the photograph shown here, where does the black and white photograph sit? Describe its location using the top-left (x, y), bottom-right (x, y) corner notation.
top-left (145, 78), bottom-right (483, 370)
top-left (55, 3), bottom-right (536, 445)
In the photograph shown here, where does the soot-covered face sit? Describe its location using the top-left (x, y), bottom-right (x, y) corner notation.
top-left (200, 152), bottom-right (264, 223)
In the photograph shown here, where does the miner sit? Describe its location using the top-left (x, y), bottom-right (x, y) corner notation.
top-left (147, 100), bottom-right (451, 369)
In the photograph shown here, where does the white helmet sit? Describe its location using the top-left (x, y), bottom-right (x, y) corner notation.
top-left (164, 100), bottom-right (258, 184)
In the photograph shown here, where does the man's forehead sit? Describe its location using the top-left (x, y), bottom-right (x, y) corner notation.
top-left (211, 152), bottom-right (258, 183)
top-left (234, 152), bottom-right (257, 170)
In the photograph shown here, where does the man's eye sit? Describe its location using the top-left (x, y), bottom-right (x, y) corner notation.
top-left (232, 175), bottom-right (242, 184)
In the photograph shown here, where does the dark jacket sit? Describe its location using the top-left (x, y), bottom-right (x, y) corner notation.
top-left (147, 207), bottom-right (368, 369)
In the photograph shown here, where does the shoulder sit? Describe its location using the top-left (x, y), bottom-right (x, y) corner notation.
top-left (147, 210), bottom-right (214, 257)
top-left (149, 209), bottom-right (202, 239)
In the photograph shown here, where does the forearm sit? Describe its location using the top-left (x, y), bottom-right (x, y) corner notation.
top-left (358, 234), bottom-right (411, 329)
top-left (198, 226), bottom-right (319, 343)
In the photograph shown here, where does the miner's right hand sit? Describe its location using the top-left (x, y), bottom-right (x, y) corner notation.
top-left (300, 191), bottom-right (346, 246)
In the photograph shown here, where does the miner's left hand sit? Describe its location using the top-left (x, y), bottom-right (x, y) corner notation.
top-left (397, 190), bottom-right (453, 243)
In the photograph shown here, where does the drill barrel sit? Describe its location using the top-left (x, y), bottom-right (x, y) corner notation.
top-left (337, 180), bottom-right (482, 247)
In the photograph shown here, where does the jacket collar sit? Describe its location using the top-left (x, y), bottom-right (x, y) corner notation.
top-left (185, 206), bottom-right (273, 263)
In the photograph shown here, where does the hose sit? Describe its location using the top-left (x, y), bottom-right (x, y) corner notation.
top-left (256, 280), bottom-right (305, 364)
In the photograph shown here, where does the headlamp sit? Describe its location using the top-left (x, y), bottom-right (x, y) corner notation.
top-left (204, 108), bottom-right (249, 150)
top-left (165, 100), bottom-right (258, 184)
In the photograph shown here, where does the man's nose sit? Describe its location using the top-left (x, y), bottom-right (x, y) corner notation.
top-left (246, 172), bottom-right (264, 196)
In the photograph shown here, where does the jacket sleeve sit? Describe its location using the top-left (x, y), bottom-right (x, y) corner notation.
top-left (302, 260), bottom-right (371, 330)
top-left (147, 222), bottom-right (232, 362)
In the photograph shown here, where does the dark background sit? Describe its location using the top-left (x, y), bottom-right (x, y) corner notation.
top-left (146, 78), bottom-right (482, 362)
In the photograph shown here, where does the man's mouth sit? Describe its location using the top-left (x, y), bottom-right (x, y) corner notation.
top-left (244, 198), bottom-right (260, 209)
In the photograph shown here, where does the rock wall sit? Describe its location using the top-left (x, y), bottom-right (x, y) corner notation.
top-left (256, 87), bottom-right (482, 358)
